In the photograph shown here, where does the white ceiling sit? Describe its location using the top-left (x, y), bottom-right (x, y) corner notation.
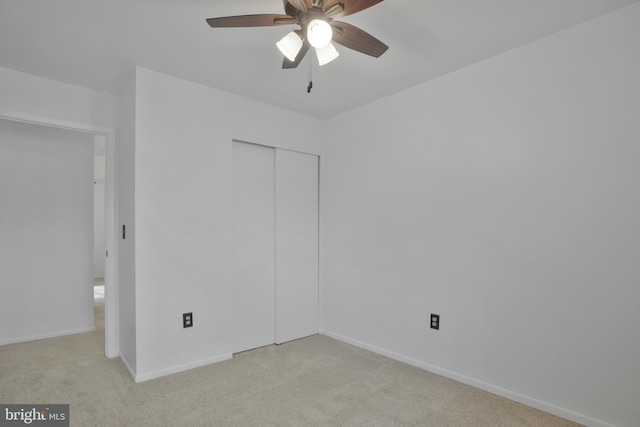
top-left (1, 0), bottom-right (638, 119)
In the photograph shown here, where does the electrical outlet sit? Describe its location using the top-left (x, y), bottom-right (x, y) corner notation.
top-left (430, 314), bottom-right (440, 330)
top-left (183, 312), bottom-right (193, 328)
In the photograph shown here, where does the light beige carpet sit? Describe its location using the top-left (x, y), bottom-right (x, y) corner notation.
top-left (0, 324), bottom-right (582, 426)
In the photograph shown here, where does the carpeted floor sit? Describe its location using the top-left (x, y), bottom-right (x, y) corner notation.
top-left (0, 306), bottom-right (582, 426)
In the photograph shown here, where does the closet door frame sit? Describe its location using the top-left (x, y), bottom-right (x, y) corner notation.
top-left (231, 137), bottom-right (322, 348)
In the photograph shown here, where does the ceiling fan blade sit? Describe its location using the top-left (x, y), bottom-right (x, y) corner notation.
top-left (283, 0), bottom-right (314, 13)
top-left (331, 21), bottom-right (388, 57)
top-left (283, 42), bottom-right (311, 69)
top-left (322, 0), bottom-right (383, 18)
top-left (284, 2), bottom-right (298, 16)
top-left (206, 14), bottom-right (293, 28)
top-left (287, 0), bottom-right (309, 13)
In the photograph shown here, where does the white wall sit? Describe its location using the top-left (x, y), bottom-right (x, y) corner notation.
top-left (0, 119), bottom-right (95, 344)
top-left (0, 66), bottom-right (118, 129)
top-left (322, 4), bottom-right (640, 427)
top-left (131, 67), bottom-right (324, 380)
top-left (118, 70), bottom-right (137, 374)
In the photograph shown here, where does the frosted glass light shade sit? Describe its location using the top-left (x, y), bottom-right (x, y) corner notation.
top-left (307, 19), bottom-right (332, 48)
top-left (316, 42), bottom-right (339, 66)
top-left (277, 32), bottom-right (303, 62)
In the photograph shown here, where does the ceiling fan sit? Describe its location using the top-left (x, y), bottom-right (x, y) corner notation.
top-left (206, 0), bottom-right (388, 69)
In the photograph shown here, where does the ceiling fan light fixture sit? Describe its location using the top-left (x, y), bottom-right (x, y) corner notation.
top-left (316, 41), bottom-right (339, 66)
top-left (277, 31), bottom-right (304, 62)
top-left (206, 0), bottom-right (389, 73)
top-left (307, 19), bottom-right (332, 48)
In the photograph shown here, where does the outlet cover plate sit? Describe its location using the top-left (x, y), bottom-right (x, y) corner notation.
top-left (431, 314), bottom-right (440, 330)
top-left (183, 312), bottom-right (193, 328)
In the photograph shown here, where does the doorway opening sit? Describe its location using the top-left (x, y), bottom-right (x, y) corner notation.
top-left (0, 113), bottom-right (118, 358)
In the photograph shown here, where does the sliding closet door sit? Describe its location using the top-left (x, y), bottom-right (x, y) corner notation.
top-left (275, 149), bottom-right (319, 344)
top-left (232, 142), bottom-right (275, 353)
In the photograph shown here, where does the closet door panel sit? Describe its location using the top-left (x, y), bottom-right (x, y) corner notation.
top-left (275, 149), bottom-right (319, 344)
top-left (232, 142), bottom-right (275, 353)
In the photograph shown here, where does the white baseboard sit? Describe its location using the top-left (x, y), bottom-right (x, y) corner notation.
top-left (133, 353), bottom-right (233, 383)
top-left (119, 354), bottom-right (137, 381)
top-left (320, 329), bottom-right (615, 427)
top-left (0, 327), bottom-right (95, 346)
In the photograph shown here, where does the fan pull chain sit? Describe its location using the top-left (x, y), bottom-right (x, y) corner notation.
top-left (307, 53), bottom-right (313, 93)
